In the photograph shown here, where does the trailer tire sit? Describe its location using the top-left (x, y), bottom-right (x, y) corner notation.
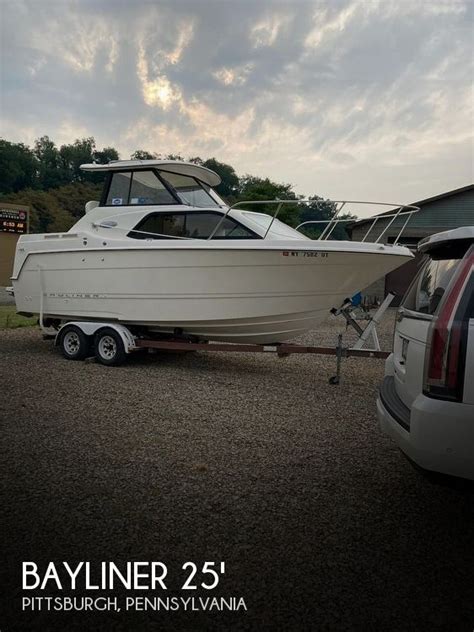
top-left (94, 328), bottom-right (127, 366)
top-left (58, 325), bottom-right (91, 361)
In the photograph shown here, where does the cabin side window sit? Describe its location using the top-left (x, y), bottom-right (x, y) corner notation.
top-left (106, 172), bottom-right (132, 206)
top-left (128, 212), bottom-right (260, 240)
top-left (105, 171), bottom-right (176, 206)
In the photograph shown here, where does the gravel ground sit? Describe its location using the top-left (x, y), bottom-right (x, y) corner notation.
top-left (1, 310), bottom-right (474, 631)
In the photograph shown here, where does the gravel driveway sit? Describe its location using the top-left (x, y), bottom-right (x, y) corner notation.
top-left (1, 312), bottom-right (473, 631)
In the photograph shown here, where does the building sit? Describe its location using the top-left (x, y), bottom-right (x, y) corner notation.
top-left (348, 184), bottom-right (474, 305)
top-left (0, 203), bottom-right (29, 286)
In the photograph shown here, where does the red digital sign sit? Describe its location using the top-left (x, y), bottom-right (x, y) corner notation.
top-left (0, 209), bottom-right (28, 234)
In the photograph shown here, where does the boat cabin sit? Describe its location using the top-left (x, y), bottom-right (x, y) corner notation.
top-left (79, 160), bottom-right (308, 241)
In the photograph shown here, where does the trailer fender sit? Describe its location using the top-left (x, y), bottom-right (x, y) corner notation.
top-left (55, 322), bottom-right (137, 353)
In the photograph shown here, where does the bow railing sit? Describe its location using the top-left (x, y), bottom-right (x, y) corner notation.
top-left (208, 199), bottom-right (420, 244)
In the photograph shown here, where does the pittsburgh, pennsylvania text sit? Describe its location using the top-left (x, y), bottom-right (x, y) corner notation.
top-left (22, 596), bottom-right (247, 612)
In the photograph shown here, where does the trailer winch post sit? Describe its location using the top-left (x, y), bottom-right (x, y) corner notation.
top-left (331, 292), bottom-right (395, 352)
top-left (351, 292), bottom-right (395, 351)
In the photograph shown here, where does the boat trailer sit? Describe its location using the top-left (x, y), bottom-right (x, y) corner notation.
top-left (134, 336), bottom-right (390, 385)
top-left (44, 293), bottom-right (394, 385)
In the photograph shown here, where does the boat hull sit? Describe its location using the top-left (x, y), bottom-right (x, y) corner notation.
top-left (13, 245), bottom-right (411, 343)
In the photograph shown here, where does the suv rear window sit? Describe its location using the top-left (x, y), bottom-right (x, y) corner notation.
top-left (402, 241), bottom-right (471, 315)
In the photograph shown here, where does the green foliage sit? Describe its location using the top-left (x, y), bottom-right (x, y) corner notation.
top-left (0, 135), bottom-right (357, 239)
top-left (234, 184), bottom-right (355, 236)
top-left (0, 306), bottom-right (37, 329)
top-left (0, 136), bottom-right (115, 194)
top-left (59, 137), bottom-right (95, 182)
top-left (203, 158), bottom-right (239, 200)
top-left (236, 175), bottom-right (300, 225)
top-left (93, 147), bottom-right (119, 165)
top-left (296, 195), bottom-right (354, 240)
top-left (0, 140), bottom-right (37, 193)
top-left (163, 153), bottom-right (185, 161)
top-left (58, 138), bottom-right (115, 185)
top-left (34, 135), bottom-right (67, 189)
top-left (46, 182), bottom-right (103, 219)
top-left (130, 149), bottom-right (159, 160)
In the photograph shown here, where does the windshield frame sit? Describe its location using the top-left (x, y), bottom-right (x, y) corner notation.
top-left (157, 169), bottom-right (225, 208)
top-left (100, 168), bottom-right (225, 208)
top-left (100, 169), bottom-right (181, 207)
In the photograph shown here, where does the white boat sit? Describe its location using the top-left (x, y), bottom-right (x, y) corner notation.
top-left (11, 160), bottom-right (416, 343)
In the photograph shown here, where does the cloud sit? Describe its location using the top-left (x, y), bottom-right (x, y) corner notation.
top-left (136, 45), bottom-right (183, 110)
top-left (250, 13), bottom-right (292, 48)
top-left (27, 9), bottom-right (119, 74)
top-left (0, 0), bottom-right (472, 205)
top-left (213, 63), bottom-right (254, 87)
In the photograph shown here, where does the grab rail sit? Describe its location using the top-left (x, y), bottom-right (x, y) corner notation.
top-left (208, 199), bottom-right (420, 244)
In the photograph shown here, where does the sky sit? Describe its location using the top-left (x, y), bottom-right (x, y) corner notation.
top-left (0, 0), bottom-right (473, 211)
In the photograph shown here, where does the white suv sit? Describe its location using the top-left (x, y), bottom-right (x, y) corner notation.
top-left (377, 226), bottom-right (474, 481)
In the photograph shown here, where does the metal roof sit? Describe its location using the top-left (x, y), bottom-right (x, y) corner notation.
top-left (80, 160), bottom-right (222, 187)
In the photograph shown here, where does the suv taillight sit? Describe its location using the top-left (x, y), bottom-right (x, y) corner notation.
top-left (423, 246), bottom-right (474, 401)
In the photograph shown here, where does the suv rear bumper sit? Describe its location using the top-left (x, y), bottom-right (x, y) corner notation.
top-left (377, 380), bottom-right (474, 481)
top-left (379, 376), bottom-right (410, 431)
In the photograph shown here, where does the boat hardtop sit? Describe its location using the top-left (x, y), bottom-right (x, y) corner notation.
top-left (81, 159), bottom-right (222, 186)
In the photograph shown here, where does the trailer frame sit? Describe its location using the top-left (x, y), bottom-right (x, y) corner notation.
top-left (134, 335), bottom-right (390, 385)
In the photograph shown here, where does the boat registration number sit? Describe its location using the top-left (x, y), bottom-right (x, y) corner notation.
top-left (282, 251), bottom-right (329, 258)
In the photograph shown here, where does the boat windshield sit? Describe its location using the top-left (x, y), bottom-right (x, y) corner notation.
top-left (239, 211), bottom-right (309, 240)
top-left (159, 171), bottom-right (225, 208)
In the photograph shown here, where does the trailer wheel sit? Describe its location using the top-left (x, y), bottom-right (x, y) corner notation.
top-left (94, 328), bottom-right (127, 366)
top-left (58, 325), bottom-right (90, 361)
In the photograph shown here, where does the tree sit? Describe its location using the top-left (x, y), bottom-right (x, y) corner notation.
top-left (236, 175), bottom-right (300, 226)
top-left (297, 195), bottom-right (356, 240)
top-left (130, 149), bottom-right (158, 160)
top-left (34, 136), bottom-right (67, 189)
top-left (0, 140), bottom-right (37, 193)
top-left (59, 138), bottom-right (117, 185)
top-left (188, 156), bottom-right (204, 165)
top-left (203, 158), bottom-right (239, 200)
top-left (93, 147), bottom-right (119, 165)
top-left (49, 182), bottom-right (103, 218)
top-left (59, 137), bottom-right (96, 182)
